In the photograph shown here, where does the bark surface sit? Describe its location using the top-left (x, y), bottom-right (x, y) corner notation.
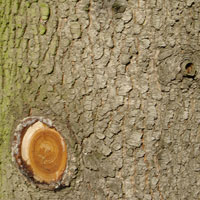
top-left (1, 0), bottom-right (200, 199)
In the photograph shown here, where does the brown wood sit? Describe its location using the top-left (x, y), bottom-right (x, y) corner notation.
top-left (28, 127), bottom-right (67, 183)
top-left (12, 117), bottom-right (67, 190)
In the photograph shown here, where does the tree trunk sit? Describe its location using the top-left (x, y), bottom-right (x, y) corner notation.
top-left (1, 0), bottom-right (200, 199)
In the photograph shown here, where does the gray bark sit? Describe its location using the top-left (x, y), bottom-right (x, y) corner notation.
top-left (1, 0), bottom-right (200, 199)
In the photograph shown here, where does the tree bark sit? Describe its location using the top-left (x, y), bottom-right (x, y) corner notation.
top-left (1, 0), bottom-right (200, 199)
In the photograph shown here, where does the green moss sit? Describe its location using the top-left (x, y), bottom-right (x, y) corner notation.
top-left (40, 2), bottom-right (50, 20)
top-left (2, 27), bottom-right (9, 41)
top-left (13, 0), bottom-right (20, 14)
top-left (22, 67), bottom-right (29, 81)
top-left (16, 16), bottom-right (23, 28)
top-left (39, 24), bottom-right (46, 35)
top-left (30, 7), bottom-right (38, 18)
top-left (0, 0), bottom-right (24, 196)
top-left (25, 1), bottom-right (31, 8)
top-left (15, 38), bottom-right (21, 48)
top-left (5, 0), bottom-right (11, 16)
top-left (23, 66), bottom-right (29, 74)
top-left (16, 28), bottom-right (24, 39)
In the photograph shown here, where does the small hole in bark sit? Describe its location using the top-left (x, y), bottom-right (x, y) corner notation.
top-left (182, 62), bottom-right (196, 78)
top-left (112, 1), bottom-right (126, 13)
top-left (185, 63), bottom-right (193, 74)
top-left (12, 117), bottom-right (67, 190)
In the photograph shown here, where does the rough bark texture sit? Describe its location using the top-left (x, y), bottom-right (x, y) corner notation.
top-left (1, 0), bottom-right (200, 199)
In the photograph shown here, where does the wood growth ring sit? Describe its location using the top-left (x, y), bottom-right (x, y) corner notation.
top-left (11, 116), bottom-right (67, 190)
